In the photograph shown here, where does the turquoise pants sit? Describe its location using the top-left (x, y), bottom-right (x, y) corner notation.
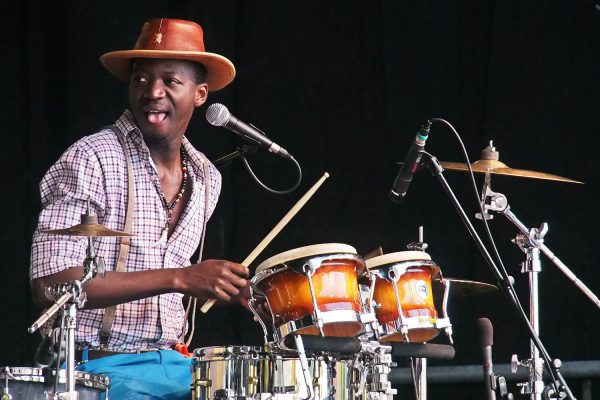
top-left (76, 350), bottom-right (192, 400)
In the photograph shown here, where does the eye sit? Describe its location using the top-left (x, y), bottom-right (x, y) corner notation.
top-left (131, 75), bottom-right (149, 85)
top-left (165, 77), bottom-right (183, 86)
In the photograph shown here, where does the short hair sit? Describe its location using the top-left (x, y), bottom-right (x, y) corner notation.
top-left (192, 62), bottom-right (207, 84)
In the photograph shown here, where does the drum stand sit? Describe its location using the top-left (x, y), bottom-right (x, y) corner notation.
top-left (249, 273), bottom-right (397, 400)
top-left (477, 171), bottom-right (600, 400)
top-left (28, 231), bottom-right (105, 399)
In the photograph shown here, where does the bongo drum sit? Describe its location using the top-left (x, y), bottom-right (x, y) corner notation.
top-left (365, 251), bottom-right (448, 342)
top-left (252, 244), bottom-right (365, 343)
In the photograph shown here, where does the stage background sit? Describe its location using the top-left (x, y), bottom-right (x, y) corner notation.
top-left (1, 1), bottom-right (599, 398)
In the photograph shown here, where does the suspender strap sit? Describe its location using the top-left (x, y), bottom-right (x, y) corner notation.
top-left (181, 158), bottom-right (212, 346)
top-left (99, 125), bottom-right (136, 348)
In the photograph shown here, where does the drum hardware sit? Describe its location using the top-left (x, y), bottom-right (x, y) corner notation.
top-left (406, 128), bottom-right (576, 399)
top-left (387, 267), bottom-right (411, 342)
top-left (28, 203), bottom-right (110, 400)
top-left (512, 229), bottom-right (545, 399)
top-left (303, 263), bottom-right (326, 337)
top-left (292, 334), bottom-right (316, 400)
top-left (248, 295), bottom-right (271, 345)
top-left (406, 226), bottom-right (428, 252)
top-left (467, 143), bottom-right (596, 400)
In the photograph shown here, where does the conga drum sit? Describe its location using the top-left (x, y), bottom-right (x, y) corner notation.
top-left (252, 243), bottom-right (366, 344)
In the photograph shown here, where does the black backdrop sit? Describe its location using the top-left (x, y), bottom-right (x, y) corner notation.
top-left (2, 1), bottom-right (600, 398)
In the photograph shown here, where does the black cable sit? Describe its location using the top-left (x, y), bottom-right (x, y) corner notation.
top-left (240, 153), bottom-right (302, 194)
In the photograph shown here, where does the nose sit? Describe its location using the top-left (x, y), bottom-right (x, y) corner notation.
top-left (145, 80), bottom-right (166, 99)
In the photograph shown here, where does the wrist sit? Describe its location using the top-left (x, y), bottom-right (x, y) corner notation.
top-left (171, 267), bottom-right (188, 294)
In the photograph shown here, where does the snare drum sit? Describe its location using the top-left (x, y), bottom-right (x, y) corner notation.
top-left (252, 244), bottom-right (365, 342)
top-left (0, 366), bottom-right (109, 400)
top-left (192, 345), bottom-right (360, 400)
top-left (365, 251), bottom-right (446, 342)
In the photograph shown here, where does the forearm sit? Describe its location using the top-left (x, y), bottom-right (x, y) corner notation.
top-left (31, 259), bottom-right (249, 309)
top-left (31, 266), bottom-right (181, 309)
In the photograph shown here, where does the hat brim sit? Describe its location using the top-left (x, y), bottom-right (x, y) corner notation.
top-left (100, 50), bottom-right (235, 91)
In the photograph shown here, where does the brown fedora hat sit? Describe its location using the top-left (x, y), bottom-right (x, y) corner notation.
top-left (100, 18), bottom-right (235, 91)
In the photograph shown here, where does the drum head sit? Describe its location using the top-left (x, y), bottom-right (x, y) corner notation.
top-left (255, 243), bottom-right (357, 274)
top-left (365, 251), bottom-right (431, 270)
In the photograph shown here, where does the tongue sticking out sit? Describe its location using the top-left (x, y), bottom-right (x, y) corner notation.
top-left (147, 112), bottom-right (167, 124)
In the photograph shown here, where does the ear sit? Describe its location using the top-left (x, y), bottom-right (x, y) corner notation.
top-left (194, 83), bottom-right (209, 107)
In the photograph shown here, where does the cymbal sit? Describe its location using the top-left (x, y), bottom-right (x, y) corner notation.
top-left (42, 223), bottom-right (134, 237)
top-left (441, 160), bottom-right (582, 184)
top-left (440, 141), bottom-right (583, 184)
top-left (433, 278), bottom-right (499, 298)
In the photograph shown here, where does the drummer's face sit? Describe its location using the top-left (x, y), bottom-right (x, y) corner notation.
top-left (128, 59), bottom-right (208, 146)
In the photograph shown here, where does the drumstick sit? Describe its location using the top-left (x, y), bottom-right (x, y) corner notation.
top-left (200, 172), bottom-right (330, 313)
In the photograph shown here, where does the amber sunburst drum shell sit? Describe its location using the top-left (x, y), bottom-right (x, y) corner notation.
top-left (366, 251), bottom-right (441, 343)
top-left (253, 243), bottom-right (365, 338)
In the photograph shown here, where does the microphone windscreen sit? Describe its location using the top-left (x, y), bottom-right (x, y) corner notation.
top-left (477, 317), bottom-right (494, 347)
top-left (206, 103), bottom-right (231, 127)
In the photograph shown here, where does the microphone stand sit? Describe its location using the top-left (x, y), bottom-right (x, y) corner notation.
top-left (477, 173), bottom-right (600, 400)
top-left (212, 144), bottom-right (257, 167)
top-left (417, 152), bottom-right (575, 400)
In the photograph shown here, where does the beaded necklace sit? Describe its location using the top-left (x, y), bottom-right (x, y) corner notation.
top-left (157, 147), bottom-right (188, 243)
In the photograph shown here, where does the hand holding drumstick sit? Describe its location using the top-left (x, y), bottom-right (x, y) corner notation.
top-left (200, 172), bottom-right (330, 313)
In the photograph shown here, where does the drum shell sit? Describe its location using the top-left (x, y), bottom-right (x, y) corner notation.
top-left (254, 258), bottom-right (364, 337)
top-left (0, 366), bottom-right (108, 400)
top-left (369, 262), bottom-right (440, 342)
top-left (192, 346), bottom-right (360, 400)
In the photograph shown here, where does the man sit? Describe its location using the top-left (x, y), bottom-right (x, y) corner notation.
top-left (29, 18), bottom-right (248, 399)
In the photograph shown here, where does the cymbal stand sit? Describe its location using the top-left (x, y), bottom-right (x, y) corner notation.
top-left (418, 151), bottom-right (575, 399)
top-left (477, 172), bottom-right (600, 400)
top-left (28, 234), bottom-right (106, 399)
top-left (513, 228), bottom-right (545, 400)
top-left (478, 175), bottom-right (600, 311)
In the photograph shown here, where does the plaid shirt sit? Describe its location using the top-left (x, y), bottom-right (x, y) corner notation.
top-left (30, 110), bottom-right (221, 351)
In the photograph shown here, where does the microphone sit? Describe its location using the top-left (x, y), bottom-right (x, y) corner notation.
top-left (478, 317), bottom-right (496, 400)
top-left (206, 103), bottom-right (293, 160)
top-left (389, 121), bottom-right (431, 203)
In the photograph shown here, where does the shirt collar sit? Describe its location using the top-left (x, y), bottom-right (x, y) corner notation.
top-left (115, 110), bottom-right (211, 183)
